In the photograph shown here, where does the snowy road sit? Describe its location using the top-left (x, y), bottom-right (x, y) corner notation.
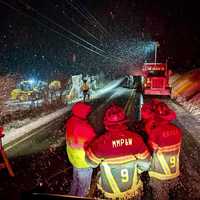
top-left (1, 84), bottom-right (200, 199)
top-left (5, 79), bottom-right (129, 158)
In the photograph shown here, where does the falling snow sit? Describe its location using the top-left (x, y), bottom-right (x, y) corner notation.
top-left (0, 0), bottom-right (200, 199)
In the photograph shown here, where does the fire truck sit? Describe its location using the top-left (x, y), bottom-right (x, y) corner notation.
top-left (142, 62), bottom-right (171, 96)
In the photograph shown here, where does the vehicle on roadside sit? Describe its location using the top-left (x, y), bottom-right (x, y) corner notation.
top-left (142, 62), bottom-right (171, 96)
top-left (11, 80), bottom-right (47, 101)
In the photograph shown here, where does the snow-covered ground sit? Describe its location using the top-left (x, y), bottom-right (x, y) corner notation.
top-left (2, 79), bottom-right (124, 149)
top-left (2, 107), bottom-right (68, 147)
top-left (167, 100), bottom-right (200, 144)
top-left (170, 69), bottom-right (200, 120)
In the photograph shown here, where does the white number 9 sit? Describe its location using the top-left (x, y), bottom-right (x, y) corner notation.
top-left (121, 169), bottom-right (129, 183)
top-left (170, 156), bottom-right (176, 168)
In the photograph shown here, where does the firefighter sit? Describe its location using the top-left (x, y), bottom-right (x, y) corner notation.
top-left (81, 79), bottom-right (90, 102)
top-left (137, 98), bottom-right (161, 139)
top-left (155, 102), bottom-right (176, 122)
top-left (146, 117), bottom-right (182, 200)
top-left (141, 99), bottom-right (176, 133)
top-left (85, 103), bottom-right (151, 199)
top-left (65, 102), bottom-right (96, 197)
top-left (141, 99), bottom-right (176, 122)
top-left (141, 98), bottom-right (161, 121)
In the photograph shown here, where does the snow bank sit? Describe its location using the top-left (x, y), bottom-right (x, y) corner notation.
top-left (0, 74), bottom-right (21, 101)
top-left (170, 69), bottom-right (200, 119)
top-left (2, 107), bottom-right (68, 146)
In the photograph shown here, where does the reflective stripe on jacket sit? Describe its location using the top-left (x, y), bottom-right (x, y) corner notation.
top-left (97, 158), bottom-right (143, 199)
top-left (85, 125), bottom-right (151, 199)
top-left (67, 145), bottom-right (90, 168)
top-left (65, 102), bottom-right (95, 168)
top-left (147, 122), bottom-right (182, 180)
top-left (149, 144), bottom-right (181, 180)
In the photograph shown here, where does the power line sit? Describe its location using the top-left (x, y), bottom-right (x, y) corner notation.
top-left (72, 0), bottom-right (110, 36)
top-left (48, 0), bottom-right (102, 43)
top-left (19, 0), bottom-right (123, 62)
top-left (19, 0), bottom-right (106, 54)
top-left (65, 0), bottom-right (110, 37)
top-left (0, 0), bottom-right (121, 62)
top-left (64, 1), bottom-right (125, 62)
top-left (62, 12), bottom-right (102, 42)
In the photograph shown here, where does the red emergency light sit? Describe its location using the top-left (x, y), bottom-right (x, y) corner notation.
top-left (143, 63), bottom-right (166, 71)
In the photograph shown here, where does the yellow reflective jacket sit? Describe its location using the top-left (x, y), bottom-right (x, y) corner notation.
top-left (67, 146), bottom-right (90, 168)
top-left (65, 102), bottom-right (96, 168)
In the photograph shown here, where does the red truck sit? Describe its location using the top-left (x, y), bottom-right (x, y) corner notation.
top-left (142, 62), bottom-right (171, 96)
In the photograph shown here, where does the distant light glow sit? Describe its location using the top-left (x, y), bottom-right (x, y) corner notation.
top-left (144, 42), bottom-right (156, 54)
top-left (28, 79), bottom-right (36, 85)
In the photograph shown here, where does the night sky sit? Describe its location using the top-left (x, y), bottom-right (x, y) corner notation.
top-left (0, 0), bottom-right (200, 79)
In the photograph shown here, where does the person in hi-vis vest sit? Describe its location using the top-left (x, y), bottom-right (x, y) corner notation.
top-left (65, 102), bottom-right (96, 197)
top-left (81, 79), bottom-right (90, 102)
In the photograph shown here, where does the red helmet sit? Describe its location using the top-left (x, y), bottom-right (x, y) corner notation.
top-left (72, 101), bottom-right (92, 119)
top-left (104, 104), bottom-right (127, 125)
top-left (155, 102), bottom-right (169, 115)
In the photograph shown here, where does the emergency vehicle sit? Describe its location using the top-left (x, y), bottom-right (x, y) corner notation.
top-left (142, 63), bottom-right (171, 96)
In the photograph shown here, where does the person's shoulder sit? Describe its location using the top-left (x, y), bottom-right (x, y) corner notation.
top-left (96, 132), bottom-right (109, 141)
top-left (168, 123), bottom-right (182, 135)
top-left (92, 132), bottom-right (111, 144)
top-left (89, 134), bottom-right (107, 150)
top-left (126, 130), bottom-right (143, 141)
top-left (76, 120), bottom-right (93, 129)
top-left (124, 130), bottom-right (147, 150)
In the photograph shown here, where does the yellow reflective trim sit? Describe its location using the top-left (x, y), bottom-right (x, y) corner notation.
top-left (157, 151), bottom-right (171, 175)
top-left (177, 151), bottom-right (180, 172)
top-left (132, 167), bottom-right (137, 187)
top-left (97, 180), bottom-right (143, 199)
top-left (103, 163), bottom-right (121, 194)
top-left (158, 144), bottom-right (181, 152)
top-left (86, 148), bottom-right (101, 164)
top-left (136, 150), bottom-right (150, 159)
top-left (105, 155), bottom-right (136, 164)
top-left (138, 168), bottom-right (142, 174)
top-left (149, 170), bottom-right (179, 180)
